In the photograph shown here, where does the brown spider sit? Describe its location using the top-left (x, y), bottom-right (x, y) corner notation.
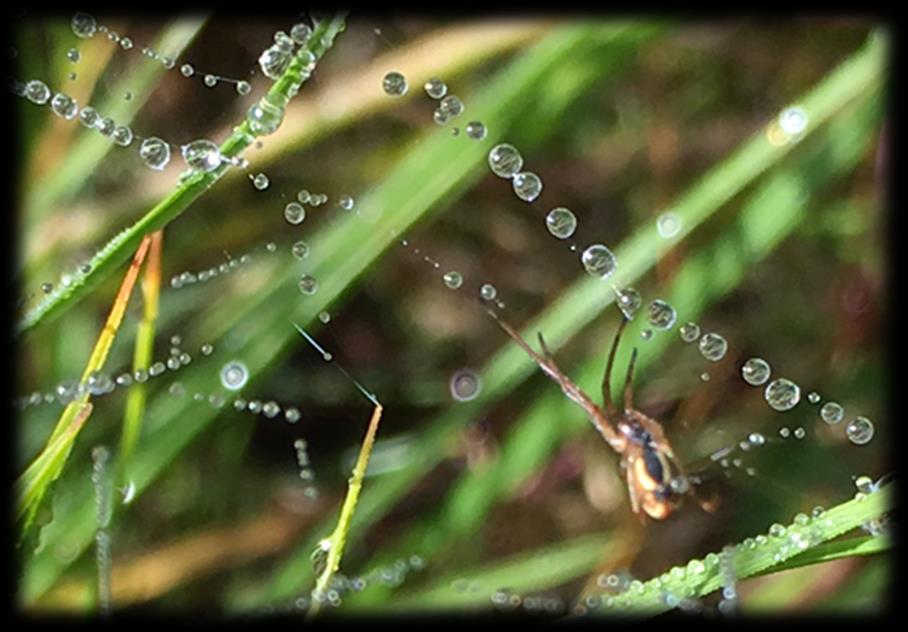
top-left (489, 309), bottom-right (712, 521)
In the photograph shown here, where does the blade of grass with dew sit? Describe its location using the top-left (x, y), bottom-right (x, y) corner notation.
top-left (594, 487), bottom-right (890, 615)
top-left (21, 22), bottom-right (662, 606)
top-left (116, 230), bottom-right (163, 488)
top-left (23, 17), bottom-right (208, 227)
top-left (388, 532), bottom-right (618, 611)
top-left (307, 402), bottom-right (383, 618)
top-left (233, 33), bottom-right (885, 610)
top-left (17, 14), bottom-right (348, 335)
top-left (17, 235), bottom-right (152, 538)
top-left (341, 88), bottom-right (884, 609)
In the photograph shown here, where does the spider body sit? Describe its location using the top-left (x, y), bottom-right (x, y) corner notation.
top-left (489, 310), bottom-right (699, 521)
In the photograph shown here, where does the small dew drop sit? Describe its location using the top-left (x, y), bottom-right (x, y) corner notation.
top-left (614, 286), bottom-right (642, 320)
top-left (182, 139), bottom-right (223, 173)
top-left (764, 378), bottom-right (801, 412)
top-left (382, 71), bottom-right (408, 97)
top-left (291, 240), bottom-right (310, 260)
top-left (698, 332), bottom-right (728, 362)
top-left (581, 244), bottom-right (617, 279)
top-left (236, 80), bottom-right (251, 96)
top-left (220, 361), bottom-right (249, 391)
top-left (204, 74), bottom-right (218, 87)
top-left (820, 401), bottom-right (844, 424)
top-left (512, 172), bottom-right (543, 202)
top-left (488, 143), bottom-right (523, 178)
top-left (845, 416), bottom-right (875, 446)
top-left (807, 391), bottom-right (820, 404)
top-left (67, 48), bottom-right (81, 63)
top-left (450, 369), bottom-right (481, 402)
top-left (656, 212), bottom-right (681, 238)
top-left (465, 121), bottom-right (487, 140)
top-left (252, 173), bottom-right (270, 190)
top-left (180, 63), bottom-right (195, 77)
top-left (646, 299), bottom-right (676, 330)
top-left (298, 274), bottom-right (319, 295)
top-left (679, 322), bottom-right (700, 343)
top-left (442, 271), bottom-right (463, 290)
top-left (338, 195), bottom-right (354, 211)
top-left (545, 207), bottom-right (577, 239)
top-left (424, 77), bottom-right (447, 99)
top-left (741, 358), bottom-right (771, 386)
top-left (284, 202), bottom-right (306, 225)
top-left (480, 283), bottom-right (497, 301)
top-left (318, 311), bottom-right (331, 324)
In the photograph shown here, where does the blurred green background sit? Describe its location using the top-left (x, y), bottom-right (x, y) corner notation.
top-left (14, 14), bottom-right (888, 614)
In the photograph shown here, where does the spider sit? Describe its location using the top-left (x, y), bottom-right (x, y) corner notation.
top-left (489, 309), bottom-right (714, 521)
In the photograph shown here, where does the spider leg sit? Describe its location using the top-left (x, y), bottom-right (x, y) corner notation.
top-left (623, 347), bottom-right (639, 412)
top-left (602, 316), bottom-right (629, 418)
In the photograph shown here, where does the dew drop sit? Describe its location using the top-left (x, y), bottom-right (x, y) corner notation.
top-left (71, 13), bottom-right (97, 38)
top-left (741, 358), bottom-right (771, 386)
top-left (512, 172), bottom-right (542, 202)
top-left (79, 106), bottom-right (99, 127)
top-left (439, 95), bottom-right (464, 117)
top-left (120, 37), bottom-right (133, 50)
top-left (298, 274), bottom-right (319, 295)
top-left (465, 121), bottom-right (487, 140)
top-left (318, 311), bottom-right (331, 324)
top-left (442, 271), bottom-right (463, 289)
top-left (679, 322), bottom-right (700, 343)
top-left (779, 106), bottom-right (808, 136)
top-left (290, 22), bottom-right (312, 45)
top-left (284, 201), bottom-right (306, 224)
top-left (180, 63), bottom-right (194, 77)
top-left (480, 283), bottom-right (497, 301)
top-left (700, 371), bottom-right (710, 382)
top-left (581, 244), bottom-right (617, 279)
top-left (220, 360), bottom-right (249, 391)
top-left (265, 242), bottom-right (277, 252)
top-left (204, 74), bottom-right (217, 87)
top-left (263, 401), bottom-right (281, 418)
top-left (252, 173), bottom-right (270, 190)
top-left (338, 195), bottom-right (354, 210)
top-left (138, 138), bottom-right (170, 171)
top-left (698, 332), bottom-right (728, 362)
top-left (67, 48), bottom-right (81, 63)
top-left (432, 107), bottom-right (450, 126)
top-left (646, 299), bottom-right (676, 330)
top-left (50, 92), bottom-right (79, 120)
top-left (285, 407), bottom-right (301, 423)
top-left (291, 240), bottom-right (310, 260)
top-left (656, 212), bottom-right (681, 238)
top-left (641, 329), bottom-right (653, 340)
top-left (382, 71), bottom-right (408, 97)
top-left (182, 139), bottom-right (223, 173)
top-left (25, 80), bottom-right (51, 105)
top-left (259, 46), bottom-right (291, 80)
top-left (807, 391), bottom-right (820, 404)
top-left (201, 343), bottom-right (214, 356)
top-left (845, 416), bottom-right (874, 446)
top-left (246, 98), bottom-right (285, 136)
top-left (545, 207), bottom-right (577, 239)
top-left (97, 117), bottom-right (115, 136)
top-left (450, 369), bottom-right (481, 402)
top-left (41, 282), bottom-right (53, 293)
top-left (297, 190), bottom-right (310, 204)
top-left (819, 401), bottom-right (844, 424)
top-left (149, 361), bottom-right (166, 377)
top-left (614, 286), bottom-right (642, 320)
top-left (424, 77), bottom-right (447, 99)
top-left (168, 382), bottom-right (185, 397)
top-left (488, 143), bottom-right (523, 178)
top-left (236, 80), bottom-right (251, 96)
top-left (764, 378), bottom-right (800, 412)
top-left (111, 125), bottom-right (134, 147)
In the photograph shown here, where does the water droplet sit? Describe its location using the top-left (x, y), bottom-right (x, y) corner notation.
top-left (424, 77), bottom-right (447, 99)
top-left (769, 523), bottom-right (787, 538)
top-left (679, 322), bottom-right (700, 343)
top-left (180, 63), bottom-right (194, 77)
top-left (182, 139), bottom-right (223, 173)
top-left (41, 282), bottom-right (53, 293)
top-left (248, 399), bottom-right (263, 413)
top-left (259, 46), bottom-right (291, 80)
top-left (700, 371), bottom-right (710, 381)
top-left (382, 71), bottom-right (408, 97)
top-left (291, 240), bottom-right (310, 260)
top-left (97, 117), bottom-right (115, 136)
top-left (115, 373), bottom-right (133, 387)
top-left (204, 74), bottom-right (217, 87)
top-left (512, 172), bottom-right (542, 202)
top-left (641, 329), bottom-right (653, 340)
top-left (741, 358), bottom-right (771, 386)
top-left (647, 299), bottom-right (676, 329)
top-left (338, 195), bottom-right (354, 210)
top-left (262, 401), bottom-right (280, 418)
top-left (298, 274), bottom-right (319, 295)
top-left (820, 401), bottom-right (844, 424)
top-left (285, 407), bottom-right (301, 423)
top-left (698, 332), bottom-right (728, 361)
top-left (656, 212), bottom-right (681, 238)
top-left (545, 207), bottom-right (577, 239)
top-left (201, 343), bottom-right (214, 356)
top-left (793, 426), bottom-right (806, 439)
top-left (66, 48), bottom-right (81, 63)
top-left (111, 125), bottom-right (133, 147)
top-left (166, 356), bottom-right (181, 370)
top-left (614, 286), bottom-right (642, 320)
top-left (779, 426), bottom-right (790, 438)
top-left (86, 372), bottom-right (114, 395)
top-left (120, 37), bottom-right (133, 50)
top-left (432, 107), bottom-right (450, 125)
top-left (764, 378), bottom-right (800, 411)
top-left (284, 201), bottom-right (306, 224)
top-left (439, 95), bottom-right (464, 117)
top-left (297, 190), bottom-right (310, 204)
top-left (779, 106), bottom-right (808, 136)
top-left (168, 382), bottom-right (185, 397)
top-left (450, 369), bottom-right (481, 402)
top-left (488, 143), bottom-right (523, 178)
top-left (317, 311), bottom-right (331, 324)
top-left (480, 283), bottom-right (497, 301)
top-left (236, 80), bottom-right (251, 96)
top-left (247, 98), bottom-right (285, 136)
top-left (71, 13), bottom-right (97, 38)
top-left (25, 80), bottom-right (51, 105)
top-left (149, 361), bottom-right (166, 377)
top-left (845, 416), bottom-right (874, 445)
top-left (78, 106), bottom-right (99, 127)
top-left (581, 244), bottom-right (617, 279)
top-left (220, 360), bottom-right (249, 391)
top-left (290, 22), bottom-right (312, 45)
top-left (442, 271), bottom-right (463, 289)
top-left (50, 92), bottom-right (79, 119)
top-left (252, 173), bottom-right (270, 190)
top-left (465, 120), bottom-right (487, 140)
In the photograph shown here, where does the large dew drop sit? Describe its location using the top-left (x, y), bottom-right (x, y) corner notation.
top-left (545, 207), bottom-right (577, 239)
top-left (25, 80), bottom-right (51, 105)
top-left (284, 202), bottom-right (306, 224)
top-left (581, 244), bottom-right (617, 279)
top-left (50, 93), bottom-right (79, 119)
top-left (382, 71), bottom-right (408, 97)
top-left (71, 12), bottom-right (97, 38)
top-left (220, 360), bottom-right (249, 391)
top-left (259, 46), bottom-right (291, 80)
top-left (424, 77), bottom-right (447, 99)
top-left (247, 98), bottom-right (285, 136)
top-left (182, 139), bottom-right (223, 173)
top-left (488, 144), bottom-right (523, 178)
top-left (646, 299), bottom-right (676, 330)
top-left (698, 332), bottom-right (728, 362)
top-left (779, 106), bottom-right (808, 136)
top-left (845, 417), bottom-right (874, 445)
top-left (741, 358), bottom-right (771, 386)
top-left (512, 172), bottom-right (542, 202)
top-left (764, 378), bottom-right (800, 411)
top-left (139, 137), bottom-right (171, 170)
